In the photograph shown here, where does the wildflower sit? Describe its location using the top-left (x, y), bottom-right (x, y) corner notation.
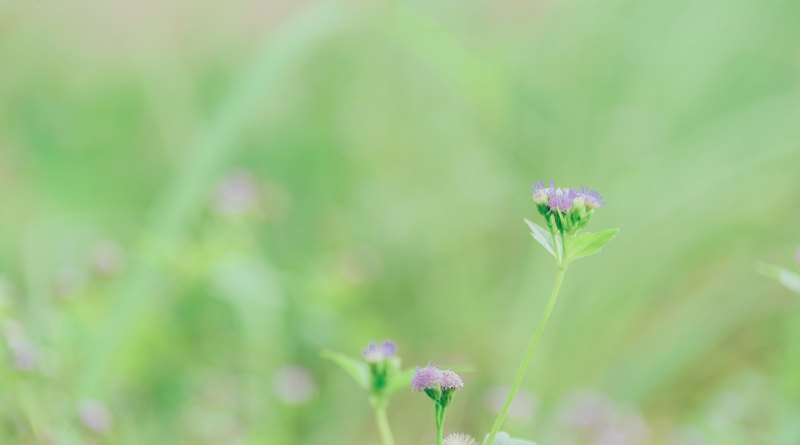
top-left (531, 180), bottom-right (555, 205)
top-left (576, 186), bottom-right (605, 209)
top-left (487, 182), bottom-right (618, 445)
top-left (529, 180), bottom-right (609, 236)
top-left (530, 180), bottom-right (607, 214)
top-left (440, 370), bottom-right (464, 390)
top-left (364, 341), bottom-right (397, 363)
top-left (443, 433), bottom-right (477, 445)
top-left (412, 365), bottom-right (443, 392)
top-left (549, 188), bottom-right (577, 212)
top-left (324, 342), bottom-right (407, 445)
top-left (411, 365), bottom-right (465, 445)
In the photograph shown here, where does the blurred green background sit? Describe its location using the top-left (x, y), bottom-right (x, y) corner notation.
top-left (2, 0), bottom-right (800, 444)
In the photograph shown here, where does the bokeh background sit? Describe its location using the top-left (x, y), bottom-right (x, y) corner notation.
top-left (2, 0), bottom-right (800, 444)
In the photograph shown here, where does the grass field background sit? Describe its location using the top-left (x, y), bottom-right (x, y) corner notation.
top-left (2, 0), bottom-right (800, 444)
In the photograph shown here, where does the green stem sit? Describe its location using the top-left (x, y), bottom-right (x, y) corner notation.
top-left (435, 403), bottom-right (446, 445)
top-left (484, 266), bottom-right (568, 445)
top-left (374, 404), bottom-right (396, 445)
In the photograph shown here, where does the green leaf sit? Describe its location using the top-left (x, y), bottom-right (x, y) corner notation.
top-left (488, 432), bottom-right (537, 445)
top-left (321, 349), bottom-right (369, 389)
top-left (566, 228), bottom-right (619, 263)
top-left (524, 218), bottom-right (556, 259)
top-left (758, 263), bottom-right (800, 295)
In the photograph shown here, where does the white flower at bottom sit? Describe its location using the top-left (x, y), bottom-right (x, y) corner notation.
top-left (444, 433), bottom-right (477, 445)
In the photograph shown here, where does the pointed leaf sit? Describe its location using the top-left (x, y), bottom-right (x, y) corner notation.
top-left (758, 263), bottom-right (800, 295)
top-left (524, 218), bottom-right (556, 259)
top-left (567, 228), bottom-right (619, 263)
top-left (487, 432), bottom-right (537, 445)
top-left (321, 349), bottom-right (369, 389)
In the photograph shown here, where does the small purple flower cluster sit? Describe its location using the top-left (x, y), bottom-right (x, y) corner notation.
top-left (363, 341), bottom-right (397, 363)
top-left (531, 180), bottom-right (605, 212)
top-left (411, 365), bottom-right (464, 392)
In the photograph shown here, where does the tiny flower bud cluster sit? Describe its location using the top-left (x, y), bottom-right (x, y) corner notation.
top-left (531, 180), bottom-right (605, 235)
top-left (363, 341), bottom-right (397, 363)
top-left (412, 365), bottom-right (464, 408)
top-left (364, 341), bottom-right (401, 398)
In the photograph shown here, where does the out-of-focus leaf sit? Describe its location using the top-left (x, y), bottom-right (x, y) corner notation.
top-left (524, 218), bottom-right (556, 259)
top-left (567, 228), bottom-right (619, 263)
top-left (758, 263), bottom-right (800, 295)
top-left (321, 350), bottom-right (369, 389)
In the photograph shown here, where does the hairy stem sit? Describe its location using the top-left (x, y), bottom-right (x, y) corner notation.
top-left (484, 266), bottom-right (568, 445)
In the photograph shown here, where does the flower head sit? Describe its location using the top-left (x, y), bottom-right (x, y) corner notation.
top-left (531, 180), bottom-right (556, 205)
top-left (363, 340), bottom-right (397, 363)
top-left (576, 186), bottom-right (605, 209)
top-left (530, 181), bottom-right (607, 236)
top-left (440, 370), bottom-right (464, 390)
top-left (531, 181), bottom-right (605, 213)
top-left (549, 188), bottom-right (577, 212)
top-left (411, 365), bottom-right (443, 391)
top-left (444, 433), bottom-right (477, 445)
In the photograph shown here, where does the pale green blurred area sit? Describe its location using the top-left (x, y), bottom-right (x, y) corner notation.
top-left (1, 0), bottom-right (800, 443)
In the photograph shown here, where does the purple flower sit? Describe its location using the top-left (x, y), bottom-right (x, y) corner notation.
top-left (531, 180), bottom-right (556, 204)
top-left (440, 370), bottom-right (464, 390)
top-left (532, 181), bottom-right (605, 213)
top-left (363, 340), bottom-right (397, 363)
top-left (380, 341), bottom-right (397, 357)
top-left (576, 186), bottom-right (605, 209)
top-left (411, 365), bottom-right (443, 391)
top-left (549, 188), bottom-right (577, 212)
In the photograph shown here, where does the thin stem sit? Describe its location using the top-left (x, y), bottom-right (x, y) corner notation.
top-left (484, 266), bottom-right (568, 445)
top-left (435, 403), bottom-right (446, 445)
top-left (374, 404), bottom-right (396, 445)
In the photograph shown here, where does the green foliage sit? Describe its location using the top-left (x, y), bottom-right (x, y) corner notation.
top-left (524, 218), bottom-right (558, 259)
top-left (566, 229), bottom-right (620, 263)
top-left (525, 219), bottom-right (618, 265)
